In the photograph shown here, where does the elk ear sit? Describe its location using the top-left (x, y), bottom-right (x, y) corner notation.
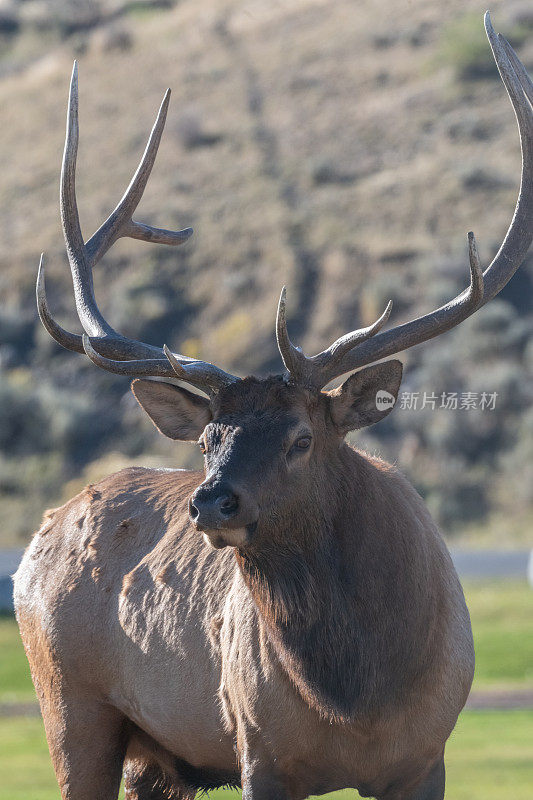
top-left (131, 379), bottom-right (212, 441)
top-left (327, 360), bottom-right (403, 434)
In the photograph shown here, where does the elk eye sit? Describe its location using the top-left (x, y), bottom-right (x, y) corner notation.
top-left (294, 435), bottom-right (311, 451)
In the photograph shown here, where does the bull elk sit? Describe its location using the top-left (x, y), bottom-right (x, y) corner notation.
top-left (14, 14), bottom-right (533, 800)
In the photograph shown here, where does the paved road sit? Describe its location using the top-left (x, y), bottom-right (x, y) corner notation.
top-left (0, 549), bottom-right (24, 613)
top-left (451, 548), bottom-right (533, 579)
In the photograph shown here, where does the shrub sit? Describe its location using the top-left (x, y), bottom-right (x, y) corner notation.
top-left (437, 13), bottom-right (527, 81)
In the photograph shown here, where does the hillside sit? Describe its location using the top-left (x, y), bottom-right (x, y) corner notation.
top-left (0, 0), bottom-right (532, 545)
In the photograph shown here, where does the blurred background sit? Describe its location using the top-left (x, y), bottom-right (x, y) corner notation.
top-left (0, 0), bottom-right (532, 797)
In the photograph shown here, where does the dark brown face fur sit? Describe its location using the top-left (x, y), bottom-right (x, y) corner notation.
top-left (191, 376), bottom-right (337, 549)
top-left (131, 359), bottom-right (402, 549)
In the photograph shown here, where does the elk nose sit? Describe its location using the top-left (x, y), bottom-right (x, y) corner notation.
top-left (189, 486), bottom-right (240, 530)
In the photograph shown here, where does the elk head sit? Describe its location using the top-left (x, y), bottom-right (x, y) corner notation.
top-left (38, 14), bottom-right (533, 549)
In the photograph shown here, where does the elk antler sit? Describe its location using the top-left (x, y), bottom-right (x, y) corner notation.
top-left (277, 12), bottom-right (533, 389)
top-left (38, 62), bottom-right (239, 395)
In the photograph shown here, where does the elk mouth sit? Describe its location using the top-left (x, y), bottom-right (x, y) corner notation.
top-left (202, 521), bottom-right (258, 550)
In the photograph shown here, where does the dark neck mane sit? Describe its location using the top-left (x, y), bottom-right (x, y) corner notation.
top-left (235, 445), bottom-right (438, 722)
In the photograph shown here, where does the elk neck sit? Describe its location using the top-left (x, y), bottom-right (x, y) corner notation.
top-left (234, 442), bottom-right (439, 722)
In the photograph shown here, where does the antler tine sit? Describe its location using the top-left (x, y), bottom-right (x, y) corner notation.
top-left (276, 287), bottom-right (308, 380)
top-left (276, 287), bottom-right (393, 387)
top-left (480, 11), bottom-right (533, 300)
top-left (499, 34), bottom-right (533, 108)
top-left (61, 61), bottom-right (112, 338)
top-left (82, 335), bottom-right (177, 377)
top-left (81, 337), bottom-right (237, 396)
top-left (319, 299), bottom-right (392, 366)
top-left (37, 250), bottom-right (169, 360)
top-left (163, 345), bottom-right (238, 393)
top-left (60, 62), bottom-right (191, 341)
top-left (37, 254), bottom-right (85, 353)
top-left (42, 61), bottom-right (179, 358)
top-left (278, 12), bottom-right (532, 388)
top-left (38, 63), bottom-right (239, 395)
top-left (84, 88), bottom-right (192, 267)
top-left (38, 252), bottom-right (160, 359)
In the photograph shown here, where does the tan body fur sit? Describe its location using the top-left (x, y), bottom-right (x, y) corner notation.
top-left (15, 451), bottom-right (474, 800)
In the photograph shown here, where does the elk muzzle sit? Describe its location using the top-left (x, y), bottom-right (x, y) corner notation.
top-left (189, 482), bottom-right (259, 549)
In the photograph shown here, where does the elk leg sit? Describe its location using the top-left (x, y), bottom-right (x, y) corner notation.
top-left (122, 730), bottom-right (195, 800)
top-left (392, 757), bottom-right (445, 800)
top-left (240, 762), bottom-right (289, 800)
top-left (40, 691), bottom-right (127, 800)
